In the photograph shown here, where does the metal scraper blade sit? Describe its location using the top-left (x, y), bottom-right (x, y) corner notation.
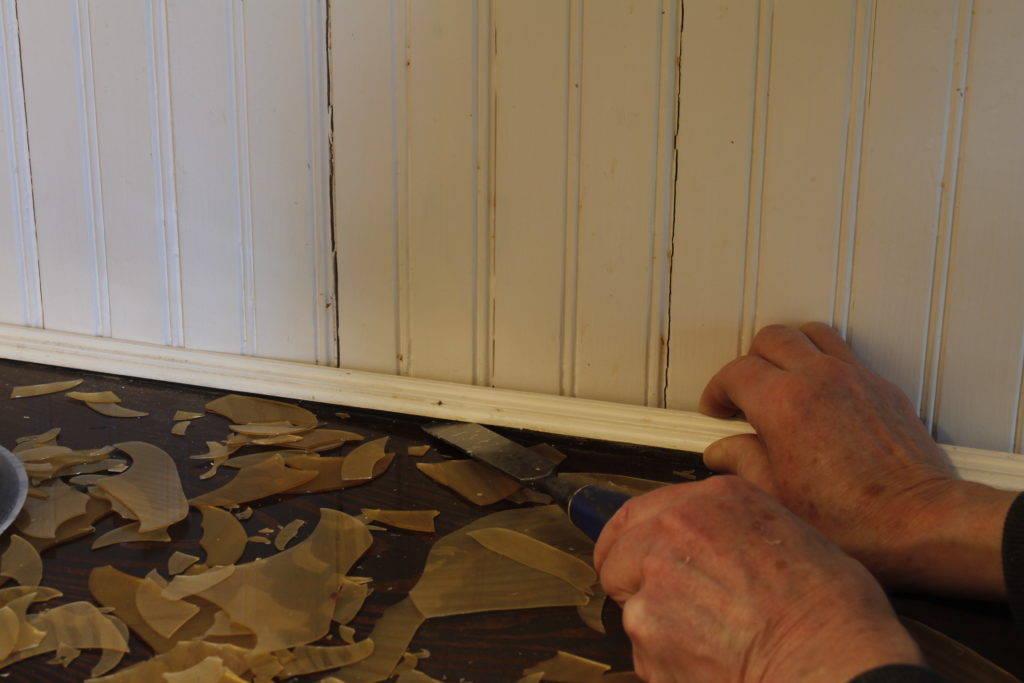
top-left (421, 422), bottom-right (557, 485)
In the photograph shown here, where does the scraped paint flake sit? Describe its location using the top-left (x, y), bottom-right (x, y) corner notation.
top-left (10, 380), bottom-right (82, 398)
top-left (521, 650), bottom-right (611, 681)
top-left (2, 394), bottom-right (634, 681)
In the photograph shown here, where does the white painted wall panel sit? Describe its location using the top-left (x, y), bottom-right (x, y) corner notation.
top-left (573, 0), bottom-right (676, 406)
top-left (0, 88), bottom-right (18, 326)
top-left (0, 0), bottom-right (40, 328)
top-left (18, 0), bottom-right (107, 336)
top-left (934, 0), bottom-right (1024, 452)
top-left (667, 0), bottom-right (1024, 453)
top-left (846, 0), bottom-right (961, 413)
top-left (403, 0), bottom-right (486, 385)
top-left (331, 0), bottom-right (677, 404)
top-left (489, 0), bottom-right (574, 396)
top-left (165, 0), bottom-right (246, 355)
top-left (666, 0), bottom-right (761, 410)
top-left (89, 0), bottom-right (171, 345)
top-left (332, 0), bottom-right (402, 375)
top-left (11, 0), bottom-right (332, 364)
top-left (244, 0), bottom-right (334, 365)
top-left (753, 0), bottom-right (860, 330)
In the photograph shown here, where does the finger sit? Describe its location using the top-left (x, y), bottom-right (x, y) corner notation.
top-left (596, 522), bottom-right (660, 603)
top-left (621, 598), bottom-right (656, 681)
top-left (594, 481), bottom-right (707, 572)
top-left (799, 321), bottom-right (862, 365)
top-left (748, 323), bottom-right (827, 370)
top-left (702, 434), bottom-right (776, 495)
top-left (698, 353), bottom-right (784, 419)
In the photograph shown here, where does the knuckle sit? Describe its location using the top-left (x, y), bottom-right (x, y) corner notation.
top-left (639, 552), bottom-right (682, 587)
top-left (755, 323), bottom-right (789, 342)
top-left (770, 373), bottom-right (813, 412)
top-left (770, 359), bottom-right (856, 421)
top-left (810, 353), bottom-right (856, 382)
top-left (649, 513), bottom-right (686, 542)
top-left (646, 506), bottom-right (716, 555)
top-left (632, 657), bottom-right (651, 683)
top-left (750, 324), bottom-right (791, 354)
top-left (799, 320), bottom-right (832, 340)
top-left (621, 590), bottom-right (677, 655)
top-left (621, 596), bottom-right (654, 645)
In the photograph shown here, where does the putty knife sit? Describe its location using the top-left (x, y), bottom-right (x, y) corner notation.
top-left (422, 422), bottom-right (631, 541)
top-left (0, 446), bottom-right (28, 536)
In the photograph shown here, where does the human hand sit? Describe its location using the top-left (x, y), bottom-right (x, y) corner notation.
top-left (594, 476), bottom-right (923, 683)
top-left (699, 322), bottom-right (1016, 597)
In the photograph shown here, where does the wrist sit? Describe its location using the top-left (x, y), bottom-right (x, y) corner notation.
top-left (761, 601), bottom-right (924, 682)
top-left (873, 479), bottom-right (1016, 599)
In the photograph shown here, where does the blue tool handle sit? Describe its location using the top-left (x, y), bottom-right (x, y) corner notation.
top-left (567, 485), bottom-right (632, 541)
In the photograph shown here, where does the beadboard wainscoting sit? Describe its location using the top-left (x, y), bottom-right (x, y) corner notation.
top-left (3, 0), bottom-right (336, 364)
top-left (1, 0), bottom-right (1023, 465)
top-left (668, 0), bottom-right (1024, 455)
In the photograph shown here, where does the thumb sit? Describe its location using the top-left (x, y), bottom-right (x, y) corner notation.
top-left (702, 433), bottom-right (776, 494)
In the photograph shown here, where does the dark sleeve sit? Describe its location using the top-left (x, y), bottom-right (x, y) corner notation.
top-left (847, 664), bottom-right (950, 683)
top-left (845, 492), bottom-right (1024, 683)
top-left (1002, 492), bottom-right (1024, 626)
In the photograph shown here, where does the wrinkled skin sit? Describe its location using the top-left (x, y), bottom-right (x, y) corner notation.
top-left (699, 322), bottom-right (1015, 597)
top-left (595, 476), bottom-right (923, 683)
top-left (594, 322), bottom-right (1017, 682)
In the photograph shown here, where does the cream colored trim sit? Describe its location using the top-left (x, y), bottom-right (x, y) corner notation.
top-left (1, 323), bottom-right (1022, 490)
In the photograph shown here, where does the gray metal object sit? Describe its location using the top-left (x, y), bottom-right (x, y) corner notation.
top-left (422, 421), bottom-right (634, 540)
top-left (422, 422), bottom-right (559, 484)
top-left (0, 445), bottom-right (27, 536)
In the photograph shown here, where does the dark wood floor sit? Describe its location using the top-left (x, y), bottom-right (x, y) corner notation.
top-left (0, 357), bottom-right (1020, 682)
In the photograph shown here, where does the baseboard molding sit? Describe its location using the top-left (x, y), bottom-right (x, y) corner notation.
top-left (1, 323), bottom-right (1023, 490)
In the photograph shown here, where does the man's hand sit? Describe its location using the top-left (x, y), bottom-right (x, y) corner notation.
top-left (594, 476), bottom-right (924, 683)
top-left (699, 322), bottom-right (1017, 597)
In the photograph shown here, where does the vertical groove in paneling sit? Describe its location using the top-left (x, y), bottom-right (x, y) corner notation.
top-left (74, 0), bottom-right (110, 337)
top-left (641, 2), bottom-right (666, 407)
top-left (394, 0), bottom-right (411, 376)
top-left (321, 0), bottom-right (340, 366)
top-left (0, 0), bottom-right (41, 328)
top-left (922, 0), bottom-right (973, 433)
top-left (644, 0), bottom-right (682, 408)
top-left (228, 0), bottom-right (255, 355)
top-left (305, 0), bottom-right (336, 366)
top-left (932, 0), bottom-right (1024, 450)
top-left (560, 0), bottom-right (583, 397)
top-left (1016, 340), bottom-right (1024, 452)
top-left (473, 0), bottom-right (492, 386)
top-left (832, 0), bottom-right (874, 336)
top-left (147, 0), bottom-right (183, 347)
top-left (739, 0), bottom-right (773, 354)
top-left (665, 0), bottom-right (761, 411)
